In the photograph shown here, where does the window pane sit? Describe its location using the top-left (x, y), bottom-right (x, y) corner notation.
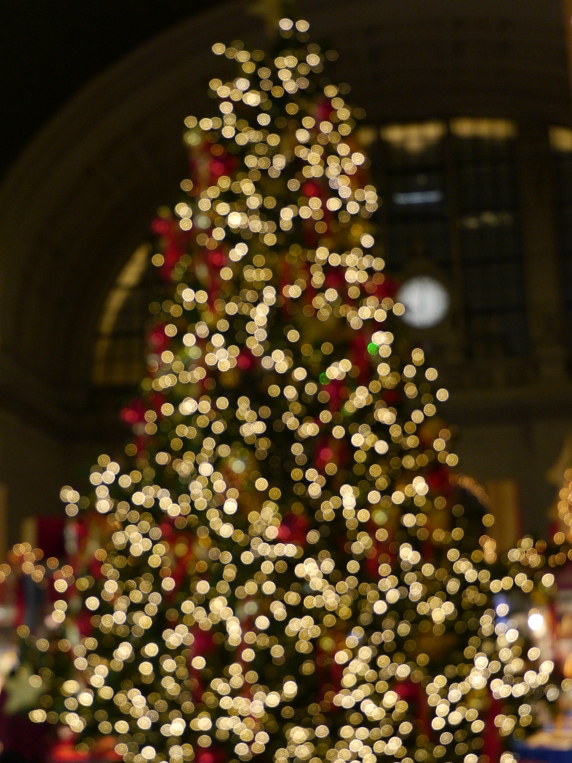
top-left (457, 161), bottom-right (517, 212)
top-left (458, 217), bottom-right (519, 263)
top-left (454, 121), bottom-right (526, 357)
top-left (552, 131), bottom-right (572, 353)
top-left (388, 219), bottom-right (451, 270)
top-left (93, 244), bottom-right (156, 387)
top-left (381, 122), bottom-right (450, 270)
top-left (381, 122), bottom-right (446, 169)
top-left (388, 171), bottom-right (447, 214)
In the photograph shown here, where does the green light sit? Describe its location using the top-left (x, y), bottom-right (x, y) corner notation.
top-left (319, 372), bottom-right (328, 384)
top-left (367, 342), bottom-right (379, 355)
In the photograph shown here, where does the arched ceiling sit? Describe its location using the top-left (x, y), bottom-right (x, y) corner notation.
top-left (0, 0), bottom-right (569, 434)
top-left (0, 1), bottom-right (224, 180)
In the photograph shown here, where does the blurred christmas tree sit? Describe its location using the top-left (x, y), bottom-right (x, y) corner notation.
top-left (23, 16), bottom-right (558, 763)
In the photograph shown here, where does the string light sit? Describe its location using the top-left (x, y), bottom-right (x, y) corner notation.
top-left (16, 17), bottom-right (560, 763)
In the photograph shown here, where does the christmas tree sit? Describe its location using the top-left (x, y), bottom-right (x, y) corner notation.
top-left (24, 17), bottom-right (557, 763)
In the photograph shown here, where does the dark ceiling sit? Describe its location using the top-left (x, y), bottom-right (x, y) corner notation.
top-left (3, 0), bottom-right (570, 184)
top-left (0, 0), bottom-right (570, 540)
top-left (0, 0), bottom-right (226, 181)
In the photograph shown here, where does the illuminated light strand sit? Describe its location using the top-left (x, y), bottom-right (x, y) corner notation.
top-left (13, 16), bottom-right (560, 763)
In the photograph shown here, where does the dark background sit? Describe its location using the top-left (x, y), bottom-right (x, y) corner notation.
top-left (0, 0), bottom-right (570, 545)
top-left (0, 1), bottom-right (223, 179)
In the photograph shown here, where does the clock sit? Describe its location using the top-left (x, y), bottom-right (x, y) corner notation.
top-left (397, 275), bottom-right (450, 329)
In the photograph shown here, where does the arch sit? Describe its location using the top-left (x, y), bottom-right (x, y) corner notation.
top-left (93, 243), bottom-right (151, 388)
top-left (0, 0), bottom-right (567, 433)
top-left (0, 0), bottom-right (567, 544)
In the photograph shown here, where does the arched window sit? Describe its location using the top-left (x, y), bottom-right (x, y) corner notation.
top-left (92, 243), bottom-right (153, 387)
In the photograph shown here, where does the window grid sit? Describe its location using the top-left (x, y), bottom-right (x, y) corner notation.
top-left (93, 122), bottom-right (531, 389)
top-left (378, 119), bottom-right (527, 360)
top-left (93, 245), bottom-right (157, 388)
top-left (551, 127), bottom-right (572, 356)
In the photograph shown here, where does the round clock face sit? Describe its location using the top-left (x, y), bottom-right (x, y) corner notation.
top-left (397, 275), bottom-right (450, 329)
